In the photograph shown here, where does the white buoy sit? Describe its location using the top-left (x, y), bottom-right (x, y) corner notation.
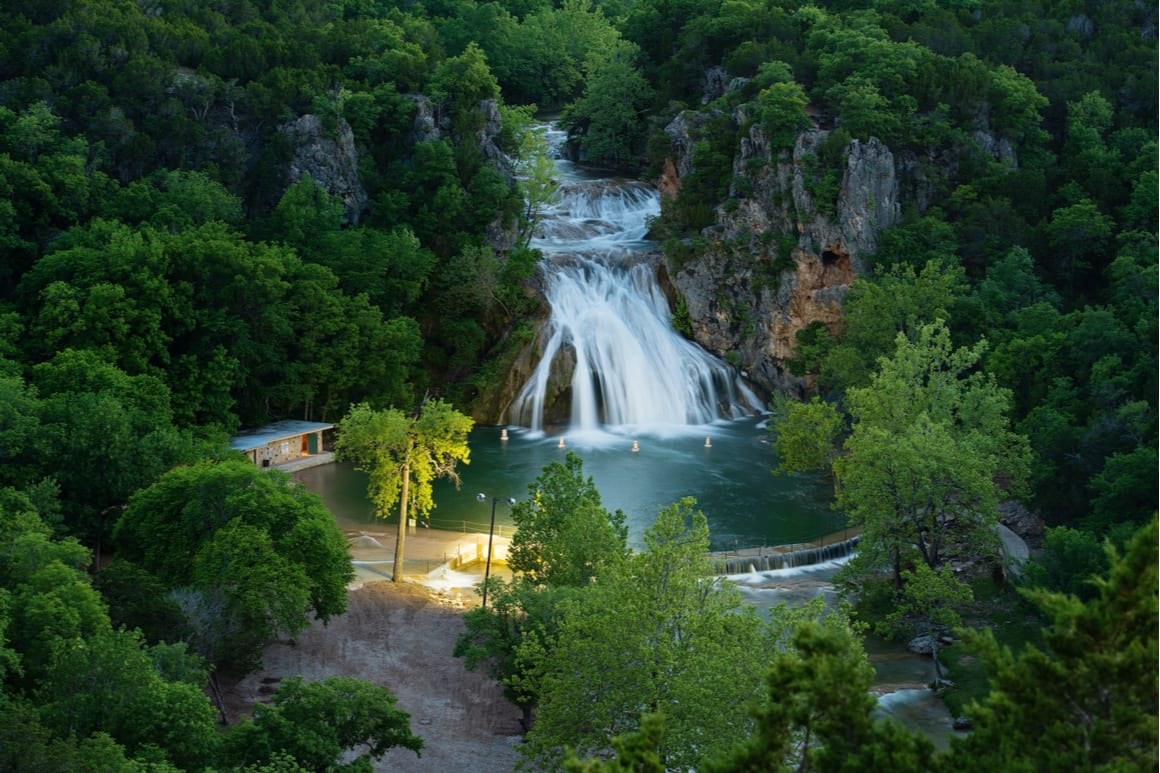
top-left (705, 437), bottom-right (712, 448)
top-left (632, 440), bottom-right (639, 453)
top-left (558, 436), bottom-right (566, 448)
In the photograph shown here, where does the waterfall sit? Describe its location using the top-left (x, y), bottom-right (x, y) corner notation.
top-left (505, 130), bottom-right (762, 436)
top-left (709, 536), bottom-right (862, 576)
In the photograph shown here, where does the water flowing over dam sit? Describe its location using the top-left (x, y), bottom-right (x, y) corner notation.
top-left (504, 127), bottom-right (762, 435)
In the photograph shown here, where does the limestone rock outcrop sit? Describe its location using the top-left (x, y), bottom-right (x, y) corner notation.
top-left (663, 110), bottom-right (900, 398)
top-left (280, 114), bottom-right (369, 225)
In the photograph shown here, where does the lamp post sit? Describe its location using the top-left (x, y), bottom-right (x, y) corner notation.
top-left (477, 493), bottom-right (515, 609)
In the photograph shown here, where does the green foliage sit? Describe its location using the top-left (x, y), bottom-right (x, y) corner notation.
top-left (563, 713), bottom-right (666, 772)
top-left (223, 676), bottom-right (423, 770)
top-left (707, 613), bottom-right (934, 772)
top-left (756, 80), bottom-right (811, 149)
top-left (94, 559), bottom-right (190, 645)
top-left (836, 321), bottom-right (1030, 588)
top-left (519, 498), bottom-right (775, 771)
top-left (335, 399), bottom-right (472, 582)
top-left (0, 490), bottom-right (219, 768)
top-left (819, 260), bottom-right (966, 393)
top-left (112, 459), bottom-right (352, 673)
top-left (770, 395), bottom-right (842, 475)
top-left (1019, 525), bottom-right (1109, 602)
top-left (37, 628), bottom-right (220, 769)
top-left (507, 452), bottom-right (629, 588)
top-left (28, 349), bottom-right (205, 541)
top-left (670, 293), bottom-right (692, 336)
top-left (662, 112), bottom-right (738, 233)
top-left (946, 517), bottom-right (1158, 771)
top-left (455, 579), bottom-right (584, 730)
top-left (562, 40), bottom-right (654, 169)
top-left (430, 42), bottom-right (501, 135)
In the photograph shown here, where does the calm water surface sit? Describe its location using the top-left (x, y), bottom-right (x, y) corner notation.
top-left (296, 417), bottom-right (845, 552)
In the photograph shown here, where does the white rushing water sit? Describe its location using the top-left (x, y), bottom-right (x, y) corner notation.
top-left (506, 128), bottom-right (762, 437)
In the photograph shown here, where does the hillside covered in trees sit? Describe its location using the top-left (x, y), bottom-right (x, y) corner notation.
top-left (0, 0), bottom-right (1155, 769)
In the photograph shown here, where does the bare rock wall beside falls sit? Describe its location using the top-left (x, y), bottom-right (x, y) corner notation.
top-left (662, 109), bottom-right (901, 399)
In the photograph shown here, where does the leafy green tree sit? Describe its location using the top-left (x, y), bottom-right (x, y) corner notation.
top-left (1019, 525), bottom-right (1109, 602)
top-left (1086, 445), bottom-right (1159, 535)
top-left (0, 373), bottom-right (41, 492)
top-left (36, 628), bottom-right (219, 770)
top-left (756, 79), bottom-right (812, 149)
top-left (771, 395), bottom-right (842, 476)
top-left (881, 563), bottom-right (973, 687)
top-left (0, 701), bottom-right (171, 773)
top-left (94, 559), bottom-right (190, 646)
top-left (946, 516), bottom-right (1158, 771)
top-left (312, 226), bottom-right (435, 317)
top-left (817, 260), bottom-right (966, 393)
top-left (1042, 199), bottom-right (1114, 297)
top-left (455, 453), bottom-right (628, 729)
top-left (112, 459), bottom-right (353, 673)
top-left (563, 40), bottom-right (654, 168)
top-left (563, 713), bottom-right (666, 772)
top-left (519, 499), bottom-right (774, 771)
top-left (0, 489), bottom-right (218, 768)
top-left (507, 452), bottom-right (629, 588)
top-left (503, 107), bottom-right (560, 249)
top-left (334, 399), bottom-right (472, 582)
top-left (454, 579), bottom-right (582, 731)
top-left (223, 676), bottom-right (423, 770)
top-left (835, 321), bottom-right (1030, 588)
top-left (429, 42), bottom-right (501, 135)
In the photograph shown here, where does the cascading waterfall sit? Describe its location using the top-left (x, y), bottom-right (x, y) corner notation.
top-left (506, 128), bottom-right (762, 435)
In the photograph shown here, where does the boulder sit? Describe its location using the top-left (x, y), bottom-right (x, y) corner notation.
top-left (908, 634), bottom-right (937, 656)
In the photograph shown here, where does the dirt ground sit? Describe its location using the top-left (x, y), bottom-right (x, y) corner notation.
top-left (220, 577), bottom-right (525, 772)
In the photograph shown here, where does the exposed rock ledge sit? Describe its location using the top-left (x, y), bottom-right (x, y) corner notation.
top-left (664, 110), bottom-right (900, 398)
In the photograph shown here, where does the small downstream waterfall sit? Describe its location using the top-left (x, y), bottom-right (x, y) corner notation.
top-left (505, 127), bottom-right (762, 434)
top-left (708, 536), bottom-right (861, 575)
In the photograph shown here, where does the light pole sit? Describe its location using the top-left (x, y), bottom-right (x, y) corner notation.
top-left (477, 493), bottom-right (515, 609)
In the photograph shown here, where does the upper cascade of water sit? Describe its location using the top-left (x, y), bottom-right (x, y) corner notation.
top-left (506, 125), bottom-right (763, 437)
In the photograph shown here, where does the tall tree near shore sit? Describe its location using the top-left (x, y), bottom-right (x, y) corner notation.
top-left (835, 320), bottom-right (1030, 589)
top-left (335, 399), bottom-right (473, 583)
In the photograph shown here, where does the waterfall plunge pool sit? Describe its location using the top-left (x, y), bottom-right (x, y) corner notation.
top-left (297, 417), bottom-right (845, 552)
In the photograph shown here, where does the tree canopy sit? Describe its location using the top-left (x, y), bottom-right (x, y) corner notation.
top-left (112, 458), bottom-right (353, 674)
top-left (334, 398), bottom-right (473, 582)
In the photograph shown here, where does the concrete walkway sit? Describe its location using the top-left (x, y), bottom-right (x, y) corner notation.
top-left (344, 525), bottom-right (513, 599)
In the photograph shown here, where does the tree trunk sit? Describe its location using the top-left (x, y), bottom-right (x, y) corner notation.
top-left (394, 460), bottom-right (410, 583)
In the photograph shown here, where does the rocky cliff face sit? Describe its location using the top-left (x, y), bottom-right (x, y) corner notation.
top-left (280, 114), bottom-right (369, 225)
top-left (663, 110), bottom-right (901, 398)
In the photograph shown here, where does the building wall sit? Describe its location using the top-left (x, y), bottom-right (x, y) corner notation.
top-left (252, 431), bottom-right (326, 467)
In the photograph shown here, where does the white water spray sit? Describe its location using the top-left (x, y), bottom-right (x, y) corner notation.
top-left (506, 137), bottom-right (762, 435)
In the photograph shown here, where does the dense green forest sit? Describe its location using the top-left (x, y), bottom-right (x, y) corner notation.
top-left (0, 0), bottom-right (1155, 769)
